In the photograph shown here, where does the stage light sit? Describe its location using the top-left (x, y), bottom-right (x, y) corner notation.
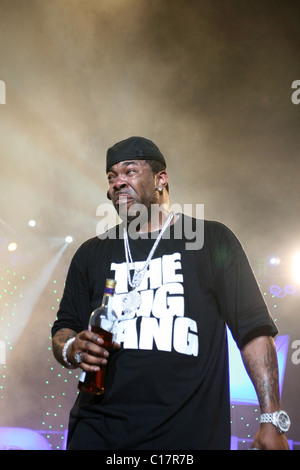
top-left (292, 252), bottom-right (300, 284)
top-left (7, 242), bottom-right (17, 252)
top-left (269, 257), bottom-right (280, 265)
top-left (65, 236), bottom-right (73, 244)
top-left (0, 427), bottom-right (51, 450)
top-left (28, 219), bottom-right (36, 227)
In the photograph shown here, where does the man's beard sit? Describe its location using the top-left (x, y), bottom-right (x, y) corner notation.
top-left (118, 201), bottom-right (152, 227)
top-left (117, 189), bottom-right (162, 233)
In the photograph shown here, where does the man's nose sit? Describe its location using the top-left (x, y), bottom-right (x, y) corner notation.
top-left (113, 175), bottom-right (128, 190)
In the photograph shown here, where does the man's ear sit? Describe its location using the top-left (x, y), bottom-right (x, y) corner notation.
top-left (156, 170), bottom-right (168, 190)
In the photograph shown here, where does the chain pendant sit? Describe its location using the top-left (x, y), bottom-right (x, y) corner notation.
top-left (122, 212), bottom-right (175, 316)
top-left (132, 269), bottom-right (144, 288)
top-left (122, 289), bottom-right (142, 315)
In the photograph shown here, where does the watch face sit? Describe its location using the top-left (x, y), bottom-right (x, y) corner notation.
top-left (277, 411), bottom-right (291, 433)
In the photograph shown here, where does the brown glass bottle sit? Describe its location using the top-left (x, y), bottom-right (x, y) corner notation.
top-left (78, 279), bottom-right (117, 395)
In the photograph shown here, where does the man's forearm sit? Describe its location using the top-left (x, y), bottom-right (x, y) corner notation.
top-left (52, 328), bottom-right (77, 367)
top-left (241, 335), bottom-right (280, 413)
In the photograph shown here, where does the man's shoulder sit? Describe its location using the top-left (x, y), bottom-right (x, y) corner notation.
top-left (181, 213), bottom-right (231, 235)
top-left (180, 214), bottom-right (241, 249)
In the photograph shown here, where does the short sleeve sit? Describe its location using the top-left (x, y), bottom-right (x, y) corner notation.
top-left (209, 222), bottom-right (278, 349)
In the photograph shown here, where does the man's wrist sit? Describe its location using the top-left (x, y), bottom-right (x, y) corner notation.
top-left (61, 337), bottom-right (76, 368)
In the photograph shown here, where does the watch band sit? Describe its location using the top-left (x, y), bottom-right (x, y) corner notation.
top-left (260, 410), bottom-right (291, 433)
top-left (260, 413), bottom-right (274, 424)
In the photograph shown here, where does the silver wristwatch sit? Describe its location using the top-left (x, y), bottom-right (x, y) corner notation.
top-left (260, 410), bottom-right (291, 433)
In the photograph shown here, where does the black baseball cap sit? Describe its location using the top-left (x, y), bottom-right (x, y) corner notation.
top-left (106, 136), bottom-right (166, 172)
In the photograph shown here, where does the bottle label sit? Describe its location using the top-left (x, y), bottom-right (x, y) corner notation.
top-left (104, 286), bottom-right (115, 296)
top-left (79, 371), bottom-right (86, 383)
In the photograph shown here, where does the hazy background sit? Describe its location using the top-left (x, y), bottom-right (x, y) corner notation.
top-left (0, 0), bottom-right (299, 449)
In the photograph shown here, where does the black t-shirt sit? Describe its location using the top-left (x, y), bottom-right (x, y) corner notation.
top-left (52, 214), bottom-right (278, 450)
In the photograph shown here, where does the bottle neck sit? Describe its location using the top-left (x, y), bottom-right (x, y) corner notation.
top-left (102, 288), bottom-right (115, 308)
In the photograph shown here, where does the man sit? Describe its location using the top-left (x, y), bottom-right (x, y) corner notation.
top-left (52, 136), bottom-right (290, 450)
